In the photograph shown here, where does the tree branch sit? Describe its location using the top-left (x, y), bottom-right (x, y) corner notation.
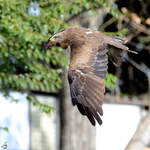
top-left (130, 22), bottom-right (150, 35)
top-left (126, 56), bottom-right (150, 96)
top-left (65, 6), bottom-right (100, 23)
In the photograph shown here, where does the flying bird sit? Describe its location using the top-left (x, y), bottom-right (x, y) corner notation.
top-left (43, 27), bottom-right (130, 126)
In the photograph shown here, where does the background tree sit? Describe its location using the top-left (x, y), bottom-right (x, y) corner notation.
top-left (0, 1), bottom-right (119, 149)
top-left (2, 0), bottom-right (150, 149)
top-left (0, 0), bottom-right (118, 112)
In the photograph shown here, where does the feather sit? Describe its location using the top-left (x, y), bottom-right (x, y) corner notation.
top-left (68, 70), bottom-right (104, 125)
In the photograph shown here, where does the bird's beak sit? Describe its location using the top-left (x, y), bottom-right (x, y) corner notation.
top-left (42, 37), bottom-right (56, 50)
top-left (49, 37), bottom-right (56, 42)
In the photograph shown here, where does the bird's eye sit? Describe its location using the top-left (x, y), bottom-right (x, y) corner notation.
top-left (52, 35), bottom-right (63, 42)
top-left (53, 35), bottom-right (59, 39)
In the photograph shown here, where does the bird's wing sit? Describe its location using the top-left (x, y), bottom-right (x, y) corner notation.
top-left (68, 34), bottom-right (129, 126)
top-left (68, 70), bottom-right (105, 126)
top-left (89, 44), bottom-right (108, 78)
top-left (68, 43), bottom-right (108, 126)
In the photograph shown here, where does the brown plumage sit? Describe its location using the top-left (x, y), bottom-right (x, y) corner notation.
top-left (43, 27), bottom-right (129, 126)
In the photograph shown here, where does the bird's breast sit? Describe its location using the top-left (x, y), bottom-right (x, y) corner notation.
top-left (69, 45), bottom-right (92, 70)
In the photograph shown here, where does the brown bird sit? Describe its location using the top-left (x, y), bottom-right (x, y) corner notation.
top-left (44, 27), bottom-right (129, 126)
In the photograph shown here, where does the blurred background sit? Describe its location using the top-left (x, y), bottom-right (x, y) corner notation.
top-left (0, 0), bottom-right (150, 150)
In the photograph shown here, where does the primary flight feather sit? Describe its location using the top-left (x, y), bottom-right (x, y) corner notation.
top-left (44, 27), bottom-right (129, 126)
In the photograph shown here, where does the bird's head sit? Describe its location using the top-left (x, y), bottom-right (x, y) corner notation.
top-left (43, 30), bottom-right (69, 49)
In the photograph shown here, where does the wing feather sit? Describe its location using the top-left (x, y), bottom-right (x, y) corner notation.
top-left (68, 70), bottom-right (104, 125)
top-left (86, 99), bottom-right (103, 125)
top-left (77, 95), bottom-right (96, 125)
top-left (90, 45), bottom-right (108, 79)
top-left (68, 43), bottom-right (108, 125)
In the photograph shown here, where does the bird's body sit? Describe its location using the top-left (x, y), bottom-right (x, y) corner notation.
top-left (44, 27), bottom-right (129, 126)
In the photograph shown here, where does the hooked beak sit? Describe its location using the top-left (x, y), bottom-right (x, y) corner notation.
top-left (49, 37), bottom-right (56, 42)
top-left (42, 37), bottom-right (56, 50)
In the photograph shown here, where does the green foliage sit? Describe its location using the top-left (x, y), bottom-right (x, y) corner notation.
top-left (0, 0), bottom-right (68, 94)
top-left (105, 73), bottom-right (118, 88)
top-left (27, 95), bottom-right (55, 113)
top-left (98, 0), bottom-right (121, 18)
top-left (0, 0), bottom-right (121, 113)
top-left (39, 0), bottom-right (121, 19)
top-left (0, 127), bottom-right (9, 132)
top-left (105, 28), bottom-right (128, 36)
top-left (2, 92), bottom-right (19, 102)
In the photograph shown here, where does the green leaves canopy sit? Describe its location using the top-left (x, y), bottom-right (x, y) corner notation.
top-left (0, 0), bottom-right (120, 112)
top-left (0, 0), bottom-right (121, 93)
top-left (0, 0), bottom-right (69, 92)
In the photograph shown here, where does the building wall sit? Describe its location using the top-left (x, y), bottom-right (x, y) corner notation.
top-left (0, 91), bottom-right (144, 150)
top-left (0, 92), bottom-right (29, 150)
top-left (30, 94), bottom-right (60, 150)
top-left (29, 94), bottom-right (143, 150)
top-left (96, 104), bottom-right (142, 150)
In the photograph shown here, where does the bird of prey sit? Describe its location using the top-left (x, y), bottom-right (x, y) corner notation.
top-left (44, 27), bottom-right (129, 126)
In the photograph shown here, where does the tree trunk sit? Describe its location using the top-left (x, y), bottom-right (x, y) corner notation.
top-left (59, 70), bottom-right (96, 150)
top-left (125, 111), bottom-right (150, 150)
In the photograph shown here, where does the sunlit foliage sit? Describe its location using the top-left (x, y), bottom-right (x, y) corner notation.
top-left (0, 0), bottom-right (121, 112)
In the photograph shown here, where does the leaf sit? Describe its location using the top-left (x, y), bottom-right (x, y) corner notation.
top-left (0, 127), bottom-right (9, 132)
top-left (27, 95), bottom-right (55, 114)
top-left (105, 73), bottom-right (118, 88)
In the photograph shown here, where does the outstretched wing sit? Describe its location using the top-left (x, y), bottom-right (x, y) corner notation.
top-left (68, 34), bottom-right (129, 126)
top-left (68, 43), bottom-right (108, 126)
